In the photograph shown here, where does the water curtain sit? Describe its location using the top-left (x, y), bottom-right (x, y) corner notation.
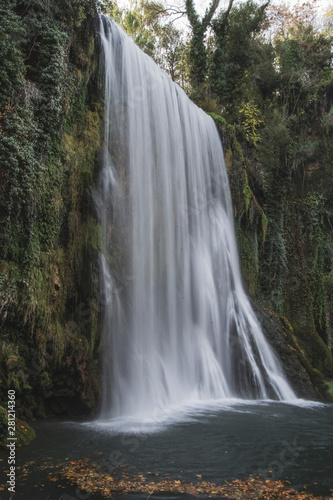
top-left (96, 16), bottom-right (295, 419)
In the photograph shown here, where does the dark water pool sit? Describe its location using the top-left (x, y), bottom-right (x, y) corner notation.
top-left (1, 399), bottom-right (333, 499)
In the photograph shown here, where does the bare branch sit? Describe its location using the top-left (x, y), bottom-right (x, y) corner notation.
top-left (143, 1), bottom-right (186, 25)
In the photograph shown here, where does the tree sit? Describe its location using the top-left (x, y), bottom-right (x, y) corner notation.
top-left (278, 14), bottom-right (332, 137)
top-left (157, 23), bottom-right (188, 82)
top-left (101, 0), bottom-right (189, 85)
top-left (185, 0), bottom-right (234, 89)
top-left (267, 0), bottom-right (319, 40)
top-left (209, 0), bottom-right (271, 105)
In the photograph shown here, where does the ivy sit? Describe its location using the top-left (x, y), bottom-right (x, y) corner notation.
top-left (0, 0), bottom-right (102, 418)
top-left (239, 101), bottom-right (264, 146)
top-left (0, 0), bottom-right (26, 108)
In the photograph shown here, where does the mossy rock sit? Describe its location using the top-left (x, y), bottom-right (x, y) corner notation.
top-left (0, 406), bottom-right (36, 448)
top-left (251, 304), bottom-right (330, 401)
top-left (207, 112), bottom-right (227, 126)
top-left (325, 380), bottom-right (333, 398)
top-left (0, 2), bottom-right (102, 421)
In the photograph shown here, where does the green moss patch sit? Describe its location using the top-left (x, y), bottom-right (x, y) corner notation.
top-left (0, 406), bottom-right (35, 448)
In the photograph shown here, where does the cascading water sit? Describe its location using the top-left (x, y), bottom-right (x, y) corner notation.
top-left (96, 15), bottom-right (295, 420)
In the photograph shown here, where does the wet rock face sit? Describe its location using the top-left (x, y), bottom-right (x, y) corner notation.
top-left (215, 122), bottom-right (333, 401)
top-left (0, 1), bottom-right (102, 420)
top-left (251, 302), bottom-right (329, 401)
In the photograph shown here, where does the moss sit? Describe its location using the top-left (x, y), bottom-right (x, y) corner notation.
top-left (243, 171), bottom-right (252, 217)
top-left (236, 226), bottom-right (259, 296)
top-left (325, 380), bottom-right (333, 398)
top-left (0, 406), bottom-right (36, 448)
top-left (207, 112), bottom-right (227, 126)
top-left (224, 147), bottom-right (233, 174)
top-left (231, 132), bottom-right (268, 236)
top-left (222, 128), bottom-right (269, 299)
top-left (0, 1), bottom-right (103, 419)
top-left (221, 115), bottom-right (333, 398)
top-left (16, 418), bottom-right (36, 446)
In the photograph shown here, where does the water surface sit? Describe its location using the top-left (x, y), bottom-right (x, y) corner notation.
top-left (4, 400), bottom-right (332, 499)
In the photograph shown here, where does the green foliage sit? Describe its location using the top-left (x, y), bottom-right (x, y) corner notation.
top-left (156, 23), bottom-right (187, 83)
top-left (236, 226), bottom-right (259, 297)
top-left (322, 105), bottom-right (333, 137)
top-left (276, 24), bottom-right (332, 115)
top-left (215, 1), bottom-right (333, 380)
top-left (0, 1), bottom-right (26, 109)
top-left (103, 0), bottom-right (189, 85)
top-left (0, 2), bottom-right (72, 265)
top-left (326, 380), bottom-right (333, 397)
top-left (185, 0), bottom-right (221, 89)
top-left (0, 0), bottom-right (102, 418)
top-left (239, 101), bottom-right (264, 145)
top-left (0, 406), bottom-right (36, 447)
top-left (207, 112), bottom-right (227, 126)
top-left (209, 0), bottom-right (270, 105)
top-left (1, 0), bottom-right (332, 414)
top-left (103, 0), bottom-right (157, 57)
top-left (122, 7), bottom-right (156, 56)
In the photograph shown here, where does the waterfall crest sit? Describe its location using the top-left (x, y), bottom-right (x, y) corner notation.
top-left (96, 15), bottom-right (295, 419)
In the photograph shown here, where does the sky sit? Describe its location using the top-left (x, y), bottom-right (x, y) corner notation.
top-left (195, 0), bottom-right (333, 16)
top-left (115, 0), bottom-right (333, 33)
top-left (156, 0), bottom-right (333, 32)
top-left (270, 0), bottom-right (332, 10)
top-left (118, 0), bottom-right (333, 12)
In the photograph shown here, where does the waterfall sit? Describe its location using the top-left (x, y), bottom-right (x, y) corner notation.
top-left (96, 15), bottom-right (295, 420)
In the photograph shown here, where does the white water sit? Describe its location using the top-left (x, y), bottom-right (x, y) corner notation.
top-left (96, 16), bottom-right (296, 421)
